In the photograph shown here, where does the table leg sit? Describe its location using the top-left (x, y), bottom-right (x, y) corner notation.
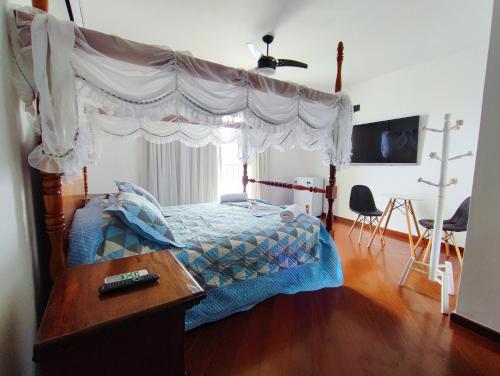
top-left (382, 199), bottom-right (396, 237)
top-left (404, 200), bottom-right (414, 252)
top-left (378, 218), bottom-right (385, 244)
top-left (408, 200), bottom-right (421, 238)
top-left (367, 199), bottom-right (392, 247)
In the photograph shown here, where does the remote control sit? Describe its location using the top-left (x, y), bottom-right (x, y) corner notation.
top-left (104, 269), bottom-right (149, 284)
top-left (99, 273), bottom-right (160, 294)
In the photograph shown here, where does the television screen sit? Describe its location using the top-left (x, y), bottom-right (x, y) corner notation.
top-left (351, 115), bottom-right (420, 164)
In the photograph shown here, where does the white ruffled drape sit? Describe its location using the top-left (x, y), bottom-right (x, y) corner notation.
top-left (8, 7), bottom-right (353, 176)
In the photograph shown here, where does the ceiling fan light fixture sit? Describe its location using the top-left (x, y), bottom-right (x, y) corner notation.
top-left (258, 67), bottom-right (276, 76)
top-left (248, 34), bottom-right (307, 74)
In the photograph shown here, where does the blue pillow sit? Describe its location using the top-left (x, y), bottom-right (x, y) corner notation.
top-left (105, 192), bottom-right (183, 247)
top-left (115, 181), bottom-right (161, 210)
top-left (67, 205), bottom-right (108, 266)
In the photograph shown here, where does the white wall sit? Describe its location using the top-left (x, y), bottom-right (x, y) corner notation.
top-left (87, 133), bottom-right (143, 194)
top-left (0, 1), bottom-right (38, 375)
top-left (266, 148), bottom-right (324, 206)
top-left (268, 42), bottom-right (490, 246)
top-left (455, 1), bottom-right (500, 332)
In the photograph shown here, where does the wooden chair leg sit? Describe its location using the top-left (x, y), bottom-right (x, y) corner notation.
top-left (366, 217), bottom-right (379, 248)
top-left (368, 200), bottom-right (391, 247)
top-left (358, 216), bottom-right (365, 244)
top-left (444, 231), bottom-right (450, 259)
top-left (422, 230), bottom-right (433, 263)
top-left (450, 232), bottom-right (463, 266)
top-left (377, 217), bottom-right (385, 245)
top-left (348, 214), bottom-right (360, 236)
top-left (411, 228), bottom-right (427, 259)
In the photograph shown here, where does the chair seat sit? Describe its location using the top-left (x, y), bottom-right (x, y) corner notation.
top-left (419, 219), bottom-right (467, 232)
top-left (353, 209), bottom-right (383, 217)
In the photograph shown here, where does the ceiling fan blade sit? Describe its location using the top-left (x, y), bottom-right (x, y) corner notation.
top-left (247, 43), bottom-right (263, 59)
top-left (277, 59), bottom-right (308, 69)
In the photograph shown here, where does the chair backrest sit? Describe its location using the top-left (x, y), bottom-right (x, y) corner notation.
top-left (349, 185), bottom-right (378, 212)
top-left (448, 197), bottom-right (471, 228)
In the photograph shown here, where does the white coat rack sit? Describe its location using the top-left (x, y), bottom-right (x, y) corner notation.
top-left (399, 114), bottom-right (473, 314)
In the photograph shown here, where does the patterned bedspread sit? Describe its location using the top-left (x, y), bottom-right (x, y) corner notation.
top-left (96, 203), bottom-right (321, 289)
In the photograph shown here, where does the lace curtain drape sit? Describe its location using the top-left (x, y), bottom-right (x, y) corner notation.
top-left (143, 141), bottom-right (219, 206)
top-left (8, 7), bottom-right (353, 176)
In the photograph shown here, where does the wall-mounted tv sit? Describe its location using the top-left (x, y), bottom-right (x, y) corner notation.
top-left (351, 115), bottom-right (420, 164)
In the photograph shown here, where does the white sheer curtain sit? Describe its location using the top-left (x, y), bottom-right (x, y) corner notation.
top-left (249, 150), bottom-right (272, 201)
top-left (9, 8), bottom-right (353, 176)
top-left (143, 141), bottom-right (219, 205)
top-left (218, 141), bottom-right (271, 201)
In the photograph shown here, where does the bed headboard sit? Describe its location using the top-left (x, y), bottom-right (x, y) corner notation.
top-left (41, 167), bottom-right (88, 280)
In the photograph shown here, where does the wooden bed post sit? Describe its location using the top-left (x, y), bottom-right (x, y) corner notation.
top-left (83, 166), bottom-right (89, 202)
top-left (242, 163), bottom-right (248, 193)
top-left (335, 42), bottom-right (344, 93)
top-left (326, 41), bottom-right (344, 234)
top-left (32, 0), bottom-right (66, 280)
top-left (33, 0), bottom-right (87, 280)
top-left (41, 172), bottom-right (66, 280)
top-left (32, 0), bottom-right (48, 10)
top-left (325, 165), bottom-right (336, 233)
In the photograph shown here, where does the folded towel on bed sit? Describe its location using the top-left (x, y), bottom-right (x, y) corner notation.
top-left (220, 192), bottom-right (248, 203)
top-left (249, 201), bottom-right (282, 217)
top-left (280, 204), bottom-right (305, 222)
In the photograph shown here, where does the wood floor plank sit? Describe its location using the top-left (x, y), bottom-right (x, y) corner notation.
top-left (185, 221), bottom-right (500, 375)
top-left (257, 295), bottom-right (294, 376)
top-left (229, 297), bottom-right (274, 376)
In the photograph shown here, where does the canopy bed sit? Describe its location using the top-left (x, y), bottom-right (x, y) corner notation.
top-left (9, 5), bottom-right (353, 329)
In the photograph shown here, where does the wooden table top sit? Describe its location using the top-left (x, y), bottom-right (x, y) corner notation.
top-left (35, 251), bottom-right (205, 349)
top-left (382, 193), bottom-right (423, 201)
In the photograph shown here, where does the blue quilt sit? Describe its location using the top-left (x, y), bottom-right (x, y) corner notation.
top-left (97, 203), bottom-right (323, 290)
top-left (75, 202), bottom-right (343, 330)
top-left (185, 224), bottom-right (342, 330)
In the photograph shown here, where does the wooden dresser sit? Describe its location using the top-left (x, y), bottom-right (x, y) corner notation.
top-left (33, 251), bottom-right (205, 376)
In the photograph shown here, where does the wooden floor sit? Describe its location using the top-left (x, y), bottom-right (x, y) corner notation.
top-left (185, 221), bottom-right (500, 376)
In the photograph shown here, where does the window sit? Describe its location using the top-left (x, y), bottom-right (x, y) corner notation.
top-left (219, 142), bottom-right (243, 195)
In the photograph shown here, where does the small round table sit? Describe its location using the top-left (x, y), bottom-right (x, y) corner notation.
top-left (367, 194), bottom-right (422, 255)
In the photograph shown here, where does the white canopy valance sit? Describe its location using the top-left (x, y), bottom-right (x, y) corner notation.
top-left (9, 7), bottom-right (353, 175)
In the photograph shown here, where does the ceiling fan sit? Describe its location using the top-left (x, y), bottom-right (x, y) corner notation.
top-left (247, 34), bottom-right (308, 76)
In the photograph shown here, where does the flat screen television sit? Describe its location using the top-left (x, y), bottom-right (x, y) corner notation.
top-left (351, 115), bottom-right (420, 164)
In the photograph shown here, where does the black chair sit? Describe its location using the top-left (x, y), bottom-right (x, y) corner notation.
top-left (414, 197), bottom-right (471, 266)
top-left (348, 185), bottom-right (384, 244)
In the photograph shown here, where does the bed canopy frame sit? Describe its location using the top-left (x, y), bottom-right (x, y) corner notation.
top-left (13, 2), bottom-right (351, 280)
top-left (243, 44), bottom-right (344, 233)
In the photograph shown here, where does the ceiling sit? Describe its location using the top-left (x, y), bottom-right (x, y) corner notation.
top-left (51, 0), bottom-right (492, 92)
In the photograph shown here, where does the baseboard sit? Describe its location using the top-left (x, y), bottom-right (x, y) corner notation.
top-left (332, 215), bottom-right (465, 253)
top-left (450, 313), bottom-right (500, 343)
